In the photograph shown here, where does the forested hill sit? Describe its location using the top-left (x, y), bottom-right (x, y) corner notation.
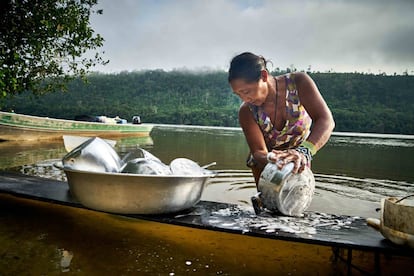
top-left (2, 71), bottom-right (414, 134)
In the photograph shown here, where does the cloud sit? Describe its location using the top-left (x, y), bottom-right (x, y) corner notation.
top-left (89, 0), bottom-right (414, 74)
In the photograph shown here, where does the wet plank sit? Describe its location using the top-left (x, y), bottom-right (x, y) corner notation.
top-left (0, 171), bottom-right (412, 255)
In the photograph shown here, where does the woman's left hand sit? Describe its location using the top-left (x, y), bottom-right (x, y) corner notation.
top-left (267, 149), bottom-right (308, 174)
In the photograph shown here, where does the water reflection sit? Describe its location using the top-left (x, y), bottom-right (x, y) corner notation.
top-left (0, 194), bottom-right (348, 275)
top-left (149, 125), bottom-right (248, 169)
top-left (318, 136), bottom-right (414, 182)
top-left (147, 126), bottom-right (414, 216)
top-left (1, 126), bottom-right (414, 273)
top-left (115, 135), bottom-right (154, 157)
top-left (1, 126), bottom-right (414, 218)
top-left (0, 140), bottom-right (66, 169)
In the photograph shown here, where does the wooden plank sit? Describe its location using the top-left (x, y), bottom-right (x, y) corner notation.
top-left (0, 171), bottom-right (412, 256)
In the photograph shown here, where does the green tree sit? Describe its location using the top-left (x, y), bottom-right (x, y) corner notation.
top-left (3, 71), bottom-right (414, 134)
top-left (0, 0), bottom-right (107, 99)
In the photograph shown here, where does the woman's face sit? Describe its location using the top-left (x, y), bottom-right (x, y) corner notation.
top-left (230, 74), bottom-right (268, 106)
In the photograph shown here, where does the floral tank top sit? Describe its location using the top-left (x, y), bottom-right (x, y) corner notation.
top-left (249, 73), bottom-right (312, 151)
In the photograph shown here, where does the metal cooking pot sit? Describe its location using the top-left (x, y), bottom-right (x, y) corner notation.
top-left (62, 137), bottom-right (121, 173)
top-left (170, 158), bottom-right (208, 175)
top-left (61, 167), bottom-right (212, 214)
top-left (121, 158), bottom-right (172, 175)
top-left (252, 162), bottom-right (315, 216)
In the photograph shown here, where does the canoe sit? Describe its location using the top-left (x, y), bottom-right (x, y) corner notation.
top-left (0, 111), bottom-right (153, 141)
top-left (0, 171), bottom-right (413, 275)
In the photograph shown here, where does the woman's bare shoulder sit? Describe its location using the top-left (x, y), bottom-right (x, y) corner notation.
top-left (238, 101), bottom-right (253, 112)
top-left (291, 72), bottom-right (314, 86)
top-left (238, 102), bottom-right (256, 126)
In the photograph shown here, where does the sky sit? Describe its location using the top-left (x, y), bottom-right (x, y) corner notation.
top-left (88, 0), bottom-right (414, 74)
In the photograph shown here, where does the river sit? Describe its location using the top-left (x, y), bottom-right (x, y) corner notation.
top-left (0, 125), bottom-right (413, 274)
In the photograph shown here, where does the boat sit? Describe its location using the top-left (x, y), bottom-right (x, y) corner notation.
top-left (0, 171), bottom-right (413, 274)
top-left (0, 111), bottom-right (153, 141)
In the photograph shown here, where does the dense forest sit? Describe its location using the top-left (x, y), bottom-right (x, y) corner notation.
top-left (1, 70), bottom-right (414, 134)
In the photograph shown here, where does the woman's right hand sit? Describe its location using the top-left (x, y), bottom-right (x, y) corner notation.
top-left (267, 149), bottom-right (308, 174)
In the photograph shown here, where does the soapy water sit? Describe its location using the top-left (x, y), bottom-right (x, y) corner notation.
top-left (204, 204), bottom-right (359, 236)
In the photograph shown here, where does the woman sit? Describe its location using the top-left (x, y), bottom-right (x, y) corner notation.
top-left (228, 52), bottom-right (335, 184)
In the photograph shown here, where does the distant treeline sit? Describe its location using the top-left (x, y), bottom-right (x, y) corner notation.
top-left (2, 70), bottom-right (414, 134)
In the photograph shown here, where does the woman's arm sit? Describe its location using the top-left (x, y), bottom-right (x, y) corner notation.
top-left (239, 103), bottom-right (268, 169)
top-left (295, 72), bottom-right (335, 151)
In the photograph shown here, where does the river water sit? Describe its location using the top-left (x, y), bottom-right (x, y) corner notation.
top-left (0, 125), bottom-right (413, 274)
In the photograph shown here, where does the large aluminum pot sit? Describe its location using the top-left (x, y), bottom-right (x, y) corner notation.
top-left (62, 167), bottom-right (212, 214)
top-left (62, 137), bottom-right (121, 173)
top-left (255, 162), bottom-right (315, 217)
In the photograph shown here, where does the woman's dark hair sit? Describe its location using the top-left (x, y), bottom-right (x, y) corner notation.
top-left (228, 52), bottom-right (268, 83)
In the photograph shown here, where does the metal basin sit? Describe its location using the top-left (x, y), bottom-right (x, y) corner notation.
top-left (62, 167), bottom-right (212, 215)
